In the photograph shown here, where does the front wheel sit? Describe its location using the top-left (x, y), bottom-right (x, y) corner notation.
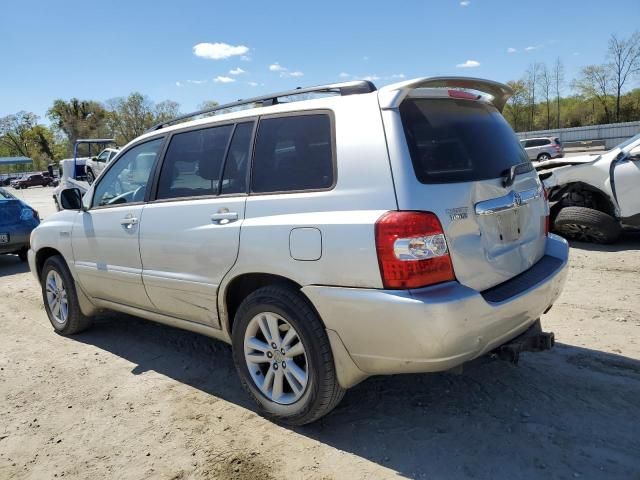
top-left (232, 285), bottom-right (345, 425)
top-left (537, 153), bottom-right (551, 161)
top-left (554, 206), bottom-right (621, 244)
top-left (86, 170), bottom-right (95, 185)
top-left (41, 255), bottom-right (93, 334)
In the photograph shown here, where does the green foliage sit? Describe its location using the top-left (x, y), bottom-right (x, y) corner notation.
top-left (0, 112), bottom-right (64, 171)
top-left (105, 92), bottom-right (181, 145)
top-left (47, 99), bottom-right (109, 155)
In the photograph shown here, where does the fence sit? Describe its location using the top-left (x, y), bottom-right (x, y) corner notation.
top-left (516, 121), bottom-right (640, 150)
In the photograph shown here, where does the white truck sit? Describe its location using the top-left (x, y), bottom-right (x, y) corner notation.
top-left (52, 139), bottom-right (117, 211)
top-left (536, 133), bottom-right (640, 243)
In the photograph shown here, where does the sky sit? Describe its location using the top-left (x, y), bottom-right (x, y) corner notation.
top-left (1, 0), bottom-right (639, 122)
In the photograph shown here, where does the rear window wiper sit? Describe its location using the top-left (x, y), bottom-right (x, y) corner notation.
top-left (502, 162), bottom-right (533, 188)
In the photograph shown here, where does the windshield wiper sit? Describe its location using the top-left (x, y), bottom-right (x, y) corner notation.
top-left (502, 162), bottom-right (533, 188)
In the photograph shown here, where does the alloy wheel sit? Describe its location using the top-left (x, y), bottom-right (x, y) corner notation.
top-left (243, 312), bottom-right (309, 405)
top-left (45, 270), bottom-right (69, 325)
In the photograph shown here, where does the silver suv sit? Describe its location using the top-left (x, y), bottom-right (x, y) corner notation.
top-left (520, 136), bottom-right (564, 161)
top-left (28, 77), bottom-right (569, 425)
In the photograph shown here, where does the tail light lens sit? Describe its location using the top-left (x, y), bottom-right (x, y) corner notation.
top-left (375, 211), bottom-right (455, 289)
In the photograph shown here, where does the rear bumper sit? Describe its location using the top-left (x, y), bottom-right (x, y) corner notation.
top-left (304, 234), bottom-right (569, 379)
top-left (0, 231), bottom-right (30, 254)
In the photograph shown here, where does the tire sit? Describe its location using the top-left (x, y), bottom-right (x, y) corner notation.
top-left (18, 249), bottom-right (28, 262)
top-left (86, 170), bottom-right (95, 185)
top-left (537, 153), bottom-right (551, 161)
top-left (231, 285), bottom-right (345, 426)
top-left (41, 255), bottom-right (93, 335)
top-left (554, 206), bottom-right (621, 244)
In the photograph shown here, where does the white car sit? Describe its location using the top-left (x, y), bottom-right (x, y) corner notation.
top-left (537, 134), bottom-right (640, 243)
top-left (85, 148), bottom-right (120, 184)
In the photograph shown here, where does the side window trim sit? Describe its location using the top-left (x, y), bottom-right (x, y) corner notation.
top-left (147, 118), bottom-right (258, 203)
top-left (248, 109), bottom-right (337, 196)
top-left (90, 136), bottom-right (166, 209)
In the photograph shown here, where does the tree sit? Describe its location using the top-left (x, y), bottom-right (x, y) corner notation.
top-left (553, 58), bottom-right (565, 128)
top-left (573, 65), bottom-right (614, 123)
top-left (106, 93), bottom-right (181, 144)
top-left (199, 100), bottom-right (220, 111)
top-left (525, 63), bottom-right (542, 130)
top-left (608, 31), bottom-right (640, 122)
top-left (0, 112), bottom-right (59, 170)
top-left (47, 99), bottom-right (109, 152)
top-left (538, 63), bottom-right (553, 129)
top-left (504, 80), bottom-right (529, 132)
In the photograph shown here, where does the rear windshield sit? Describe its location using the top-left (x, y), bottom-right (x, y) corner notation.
top-left (399, 99), bottom-right (529, 183)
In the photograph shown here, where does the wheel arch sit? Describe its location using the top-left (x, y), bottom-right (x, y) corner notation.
top-left (35, 247), bottom-right (64, 280)
top-left (222, 272), bottom-right (311, 335)
top-left (547, 181), bottom-right (618, 220)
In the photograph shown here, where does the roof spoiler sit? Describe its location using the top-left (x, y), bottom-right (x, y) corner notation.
top-left (378, 76), bottom-right (513, 112)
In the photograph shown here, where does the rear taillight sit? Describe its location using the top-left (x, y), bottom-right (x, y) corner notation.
top-left (543, 188), bottom-right (550, 236)
top-left (375, 211), bottom-right (455, 289)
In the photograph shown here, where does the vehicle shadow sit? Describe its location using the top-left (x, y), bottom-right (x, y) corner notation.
top-left (72, 313), bottom-right (640, 480)
top-left (0, 255), bottom-right (30, 277)
top-left (567, 231), bottom-right (640, 252)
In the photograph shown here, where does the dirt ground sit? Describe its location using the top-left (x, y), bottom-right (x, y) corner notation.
top-left (1, 187), bottom-right (639, 480)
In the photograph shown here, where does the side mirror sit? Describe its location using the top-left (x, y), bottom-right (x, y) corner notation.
top-left (628, 145), bottom-right (640, 161)
top-left (60, 188), bottom-right (84, 210)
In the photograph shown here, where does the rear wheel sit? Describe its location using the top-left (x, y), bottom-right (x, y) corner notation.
top-left (41, 255), bottom-right (92, 334)
top-left (554, 206), bottom-right (621, 244)
top-left (232, 285), bottom-right (345, 425)
top-left (18, 249), bottom-right (27, 262)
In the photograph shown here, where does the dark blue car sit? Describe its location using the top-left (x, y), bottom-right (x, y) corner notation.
top-left (0, 187), bottom-right (40, 261)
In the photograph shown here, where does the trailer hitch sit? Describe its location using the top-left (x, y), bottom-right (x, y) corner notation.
top-left (492, 320), bottom-right (555, 365)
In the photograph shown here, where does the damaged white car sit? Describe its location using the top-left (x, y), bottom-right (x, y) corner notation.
top-left (536, 134), bottom-right (640, 243)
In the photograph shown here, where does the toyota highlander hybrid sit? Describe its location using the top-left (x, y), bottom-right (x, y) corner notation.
top-left (28, 77), bottom-right (569, 425)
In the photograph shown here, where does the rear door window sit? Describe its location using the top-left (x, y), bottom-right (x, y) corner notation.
top-left (157, 125), bottom-right (233, 199)
top-left (399, 99), bottom-right (529, 183)
top-left (251, 114), bottom-right (334, 193)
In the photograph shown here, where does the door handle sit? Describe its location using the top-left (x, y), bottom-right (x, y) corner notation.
top-left (210, 212), bottom-right (238, 225)
top-left (120, 217), bottom-right (139, 228)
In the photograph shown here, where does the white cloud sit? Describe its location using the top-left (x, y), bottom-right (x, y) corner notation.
top-left (248, 81), bottom-right (259, 87)
top-left (175, 81), bottom-right (183, 87)
top-left (456, 59), bottom-right (480, 68)
top-left (240, 55), bottom-right (251, 62)
top-left (507, 47), bottom-right (517, 53)
top-left (339, 72), bottom-right (350, 78)
top-left (193, 42), bottom-right (249, 60)
top-left (460, 1), bottom-right (470, 6)
top-left (363, 75), bottom-right (380, 81)
top-left (524, 45), bottom-right (539, 52)
top-left (269, 63), bottom-right (286, 72)
top-left (213, 75), bottom-right (236, 83)
top-left (390, 73), bottom-right (406, 79)
top-left (187, 79), bottom-right (207, 84)
top-left (288, 71), bottom-right (304, 77)
top-left (229, 67), bottom-right (245, 75)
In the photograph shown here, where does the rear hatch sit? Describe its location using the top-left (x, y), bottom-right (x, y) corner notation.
top-left (395, 93), bottom-right (547, 292)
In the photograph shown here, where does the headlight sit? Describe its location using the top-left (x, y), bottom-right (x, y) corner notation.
top-left (20, 208), bottom-right (34, 221)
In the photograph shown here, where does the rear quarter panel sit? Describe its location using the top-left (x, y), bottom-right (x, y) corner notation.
top-left (219, 95), bottom-right (398, 320)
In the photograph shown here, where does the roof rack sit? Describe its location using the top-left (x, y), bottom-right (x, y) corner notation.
top-left (148, 80), bottom-right (377, 132)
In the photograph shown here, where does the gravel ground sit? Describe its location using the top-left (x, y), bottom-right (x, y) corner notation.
top-left (1, 187), bottom-right (639, 480)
